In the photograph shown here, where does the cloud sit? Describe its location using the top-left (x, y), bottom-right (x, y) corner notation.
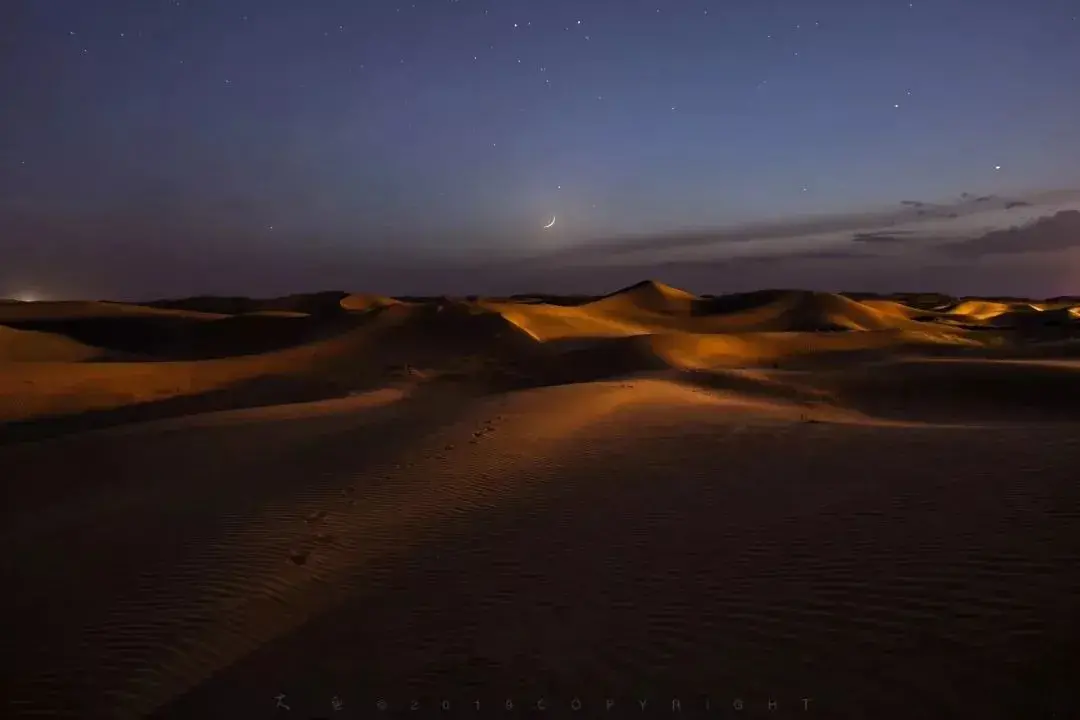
top-left (851, 230), bottom-right (917, 243)
top-left (732, 248), bottom-right (877, 262)
top-left (940, 210), bottom-right (1080, 257)
top-left (538, 209), bottom-right (925, 261)
top-left (540, 191), bottom-right (1078, 264)
top-left (789, 248), bottom-right (877, 260)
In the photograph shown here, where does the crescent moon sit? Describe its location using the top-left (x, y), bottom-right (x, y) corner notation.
top-left (543, 215), bottom-right (556, 229)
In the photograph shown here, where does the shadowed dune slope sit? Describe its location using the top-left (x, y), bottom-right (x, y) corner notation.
top-left (487, 286), bottom-right (945, 342)
top-left (145, 291), bottom-right (352, 317)
top-left (523, 327), bottom-right (986, 389)
top-left (0, 301), bottom-right (228, 357)
top-left (695, 290), bottom-right (935, 332)
top-left (0, 300), bottom-right (226, 322)
top-left (160, 313), bottom-right (367, 359)
top-left (370, 301), bottom-right (543, 369)
top-left (818, 357), bottom-right (1080, 422)
top-left (0, 325), bottom-right (107, 362)
top-left (586, 279), bottom-right (701, 315)
top-left (0, 311), bottom-right (399, 426)
top-left (0, 298), bottom-right (385, 361)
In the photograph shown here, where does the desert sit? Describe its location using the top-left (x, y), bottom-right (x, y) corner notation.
top-left (8, 0), bottom-right (1080, 714)
top-left (2, 281), bottom-right (1079, 718)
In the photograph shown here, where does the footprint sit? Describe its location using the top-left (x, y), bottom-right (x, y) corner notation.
top-left (313, 532), bottom-right (337, 546)
top-left (289, 549), bottom-right (310, 566)
top-left (306, 509), bottom-right (329, 525)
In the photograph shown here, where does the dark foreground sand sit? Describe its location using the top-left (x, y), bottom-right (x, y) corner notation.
top-left (3, 285), bottom-right (1080, 718)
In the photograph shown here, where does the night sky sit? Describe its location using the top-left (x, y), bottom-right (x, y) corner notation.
top-left (3, 0), bottom-right (1079, 300)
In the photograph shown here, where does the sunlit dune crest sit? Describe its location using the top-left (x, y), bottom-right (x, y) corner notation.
top-left (3, 281), bottom-right (1080, 718)
top-left (946, 299), bottom-right (1016, 320)
top-left (338, 292), bottom-right (402, 312)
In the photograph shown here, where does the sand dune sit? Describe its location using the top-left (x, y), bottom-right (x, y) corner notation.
top-left (338, 292), bottom-right (402, 312)
top-left (486, 285), bottom-right (948, 347)
top-left (0, 300), bottom-right (220, 321)
top-left (586, 279), bottom-right (700, 315)
top-left (946, 299), bottom-right (1015, 320)
top-left (0, 325), bottom-right (106, 362)
top-left (3, 282), bottom-right (1080, 718)
top-left (0, 301), bottom-right (228, 359)
top-left (144, 291), bottom-right (352, 317)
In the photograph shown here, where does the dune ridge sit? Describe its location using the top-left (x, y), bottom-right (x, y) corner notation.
top-left (2, 282), bottom-right (1077, 432)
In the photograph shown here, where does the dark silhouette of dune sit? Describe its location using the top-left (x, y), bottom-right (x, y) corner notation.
top-left (146, 291), bottom-right (352, 317)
